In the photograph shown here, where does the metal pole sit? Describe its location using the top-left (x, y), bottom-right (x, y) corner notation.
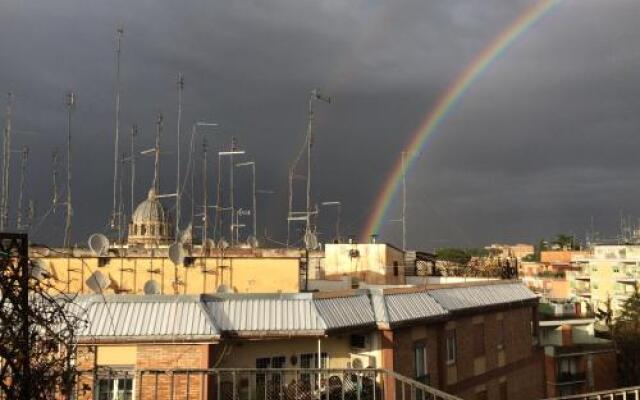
top-left (191, 125), bottom-right (196, 240)
top-left (1, 92), bottom-right (13, 231)
top-left (305, 96), bottom-right (313, 237)
top-left (130, 124), bottom-right (137, 218)
top-left (401, 151), bottom-right (407, 251)
top-left (202, 138), bottom-right (208, 254)
top-left (16, 146), bottom-right (28, 230)
top-left (64, 91), bottom-right (75, 249)
top-left (337, 203), bottom-right (341, 242)
top-left (175, 73), bottom-right (184, 238)
top-left (230, 138), bottom-right (236, 246)
top-left (111, 26), bottom-right (123, 230)
top-left (51, 149), bottom-right (59, 212)
top-left (153, 113), bottom-right (163, 194)
top-left (214, 153), bottom-right (222, 242)
top-left (252, 162), bottom-right (257, 238)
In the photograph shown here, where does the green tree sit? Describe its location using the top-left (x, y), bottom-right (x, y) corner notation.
top-left (435, 248), bottom-right (471, 265)
top-left (612, 288), bottom-right (640, 386)
top-left (552, 234), bottom-right (580, 250)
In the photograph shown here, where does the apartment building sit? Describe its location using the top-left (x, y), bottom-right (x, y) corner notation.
top-left (72, 281), bottom-right (541, 400)
top-left (566, 243), bottom-right (640, 317)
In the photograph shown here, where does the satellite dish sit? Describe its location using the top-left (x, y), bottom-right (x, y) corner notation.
top-left (86, 271), bottom-right (110, 293)
top-left (216, 284), bottom-right (233, 294)
top-left (29, 259), bottom-right (52, 281)
top-left (304, 231), bottom-right (318, 250)
top-left (143, 279), bottom-right (160, 295)
top-left (247, 235), bottom-right (259, 248)
top-left (88, 233), bottom-right (109, 256)
top-left (217, 238), bottom-right (229, 250)
top-left (204, 238), bottom-right (216, 250)
top-left (168, 242), bottom-right (185, 266)
top-left (179, 223), bottom-right (192, 244)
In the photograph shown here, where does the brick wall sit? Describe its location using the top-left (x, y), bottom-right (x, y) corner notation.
top-left (392, 305), bottom-right (544, 400)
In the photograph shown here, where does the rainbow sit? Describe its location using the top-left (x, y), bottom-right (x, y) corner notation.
top-left (361, 0), bottom-right (560, 242)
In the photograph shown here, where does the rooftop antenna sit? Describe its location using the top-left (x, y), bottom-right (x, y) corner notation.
top-left (117, 152), bottom-right (126, 243)
top-left (16, 145), bottom-right (28, 230)
top-left (1, 92), bottom-right (13, 231)
top-left (287, 89), bottom-right (331, 246)
top-left (202, 137), bottom-right (209, 254)
top-left (175, 72), bottom-right (184, 239)
top-left (110, 25), bottom-right (124, 231)
top-left (150, 113), bottom-right (163, 193)
top-left (401, 151), bottom-right (407, 251)
top-left (51, 149), bottom-right (59, 213)
top-left (130, 124), bottom-right (137, 217)
top-left (63, 91), bottom-right (75, 249)
top-left (27, 200), bottom-right (34, 231)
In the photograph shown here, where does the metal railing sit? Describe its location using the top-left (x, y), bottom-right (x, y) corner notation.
top-left (73, 368), bottom-right (463, 400)
top-left (544, 386), bottom-right (640, 400)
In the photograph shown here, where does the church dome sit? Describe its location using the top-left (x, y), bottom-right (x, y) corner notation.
top-left (128, 188), bottom-right (173, 246)
top-left (132, 188), bottom-right (166, 224)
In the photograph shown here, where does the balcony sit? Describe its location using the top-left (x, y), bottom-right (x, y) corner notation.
top-left (617, 276), bottom-right (637, 284)
top-left (555, 371), bottom-right (586, 385)
top-left (574, 275), bottom-right (590, 281)
top-left (543, 385), bottom-right (640, 399)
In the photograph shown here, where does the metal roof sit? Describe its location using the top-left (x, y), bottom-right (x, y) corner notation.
top-left (204, 297), bottom-right (326, 335)
top-left (428, 283), bottom-right (537, 311)
top-left (76, 295), bottom-right (219, 340)
top-left (384, 292), bottom-right (448, 323)
top-left (72, 282), bottom-right (537, 341)
top-left (314, 295), bottom-right (376, 329)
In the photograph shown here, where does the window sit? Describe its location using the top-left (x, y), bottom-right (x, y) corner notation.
top-left (473, 324), bottom-right (485, 357)
top-left (499, 382), bottom-right (507, 400)
top-left (150, 225), bottom-right (155, 235)
top-left (96, 376), bottom-right (133, 400)
top-left (497, 319), bottom-right (505, 349)
top-left (300, 353), bottom-right (328, 387)
top-left (475, 389), bottom-right (488, 400)
top-left (414, 345), bottom-right (428, 382)
top-left (446, 330), bottom-right (456, 364)
top-left (140, 224), bottom-right (146, 235)
top-left (393, 261), bottom-right (399, 276)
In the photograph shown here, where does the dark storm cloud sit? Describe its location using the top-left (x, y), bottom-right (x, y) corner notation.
top-left (1, 0), bottom-right (639, 249)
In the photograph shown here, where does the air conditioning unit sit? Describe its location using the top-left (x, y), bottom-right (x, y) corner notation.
top-left (349, 354), bottom-right (376, 369)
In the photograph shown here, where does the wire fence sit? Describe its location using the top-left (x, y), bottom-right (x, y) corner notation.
top-left (73, 368), bottom-right (462, 400)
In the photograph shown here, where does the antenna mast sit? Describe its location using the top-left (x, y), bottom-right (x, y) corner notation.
top-left (51, 149), bottom-right (59, 213)
top-left (130, 124), bottom-right (137, 217)
top-left (111, 26), bottom-right (124, 230)
top-left (152, 113), bottom-right (163, 193)
top-left (401, 151), bottom-right (407, 251)
top-left (175, 73), bottom-right (184, 238)
top-left (202, 137), bottom-right (208, 252)
top-left (1, 92), bottom-right (13, 231)
top-left (16, 145), bottom-right (28, 230)
top-left (64, 91), bottom-right (75, 249)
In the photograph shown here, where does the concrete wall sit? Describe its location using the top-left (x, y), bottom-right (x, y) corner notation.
top-left (37, 255), bottom-right (300, 295)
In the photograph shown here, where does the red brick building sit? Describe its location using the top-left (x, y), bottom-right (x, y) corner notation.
top-left (72, 281), bottom-right (541, 400)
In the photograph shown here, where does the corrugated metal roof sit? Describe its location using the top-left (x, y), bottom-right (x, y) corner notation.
top-left (205, 297), bottom-right (326, 334)
top-left (384, 292), bottom-right (448, 323)
top-left (77, 295), bottom-right (218, 339)
top-left (314, 295), bottom-right (376, 329)
top-left (428, 283), bottom-right (537, 311)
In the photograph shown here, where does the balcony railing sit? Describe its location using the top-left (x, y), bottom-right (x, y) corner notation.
top-left (555, 372), bottom-right (586, 384)
top-left (72, 368), bottom-right (463, 400)
top-left (543, 385), bottom-right (640, 399)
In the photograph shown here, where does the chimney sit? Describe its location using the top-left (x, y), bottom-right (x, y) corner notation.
top-left (370, 234), bottom-right (378, 244)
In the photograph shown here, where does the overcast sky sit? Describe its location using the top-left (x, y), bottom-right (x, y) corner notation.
top-left (2, 0), bottom-right (640, 250)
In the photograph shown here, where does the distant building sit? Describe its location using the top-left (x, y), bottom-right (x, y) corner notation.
top-left (566, 243), bottom-right (640, 317)
top-left (539, 313), bottom-right (616, 397)
top-left (485, 243), bottom-right (534, 260)
top-left (72, 281), bottom-right (543, 400)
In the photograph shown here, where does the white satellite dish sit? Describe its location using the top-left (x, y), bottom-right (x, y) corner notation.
top-left (304, 231), bottom-right (318, 250)
top-left (86, 271), bottom-right (110, 294)
top-left (204, 238), bottom-right (216, 250)
top-left (168, 242), bottom-right (186, 266)
top-left (217, 238), bottom-right (230, 250)
top-left (216, 284), bottom-right (233, 294)
top-left (88, 233), bottom-right (110, 256)
top-left (29, 259), bottom-right (52, 281)
top-left (247, 235), bottom-right (259, 248)
top-left (143, 279), bottom-right (160, 295)
top-left (179, 223), bottom-right (192, 244)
